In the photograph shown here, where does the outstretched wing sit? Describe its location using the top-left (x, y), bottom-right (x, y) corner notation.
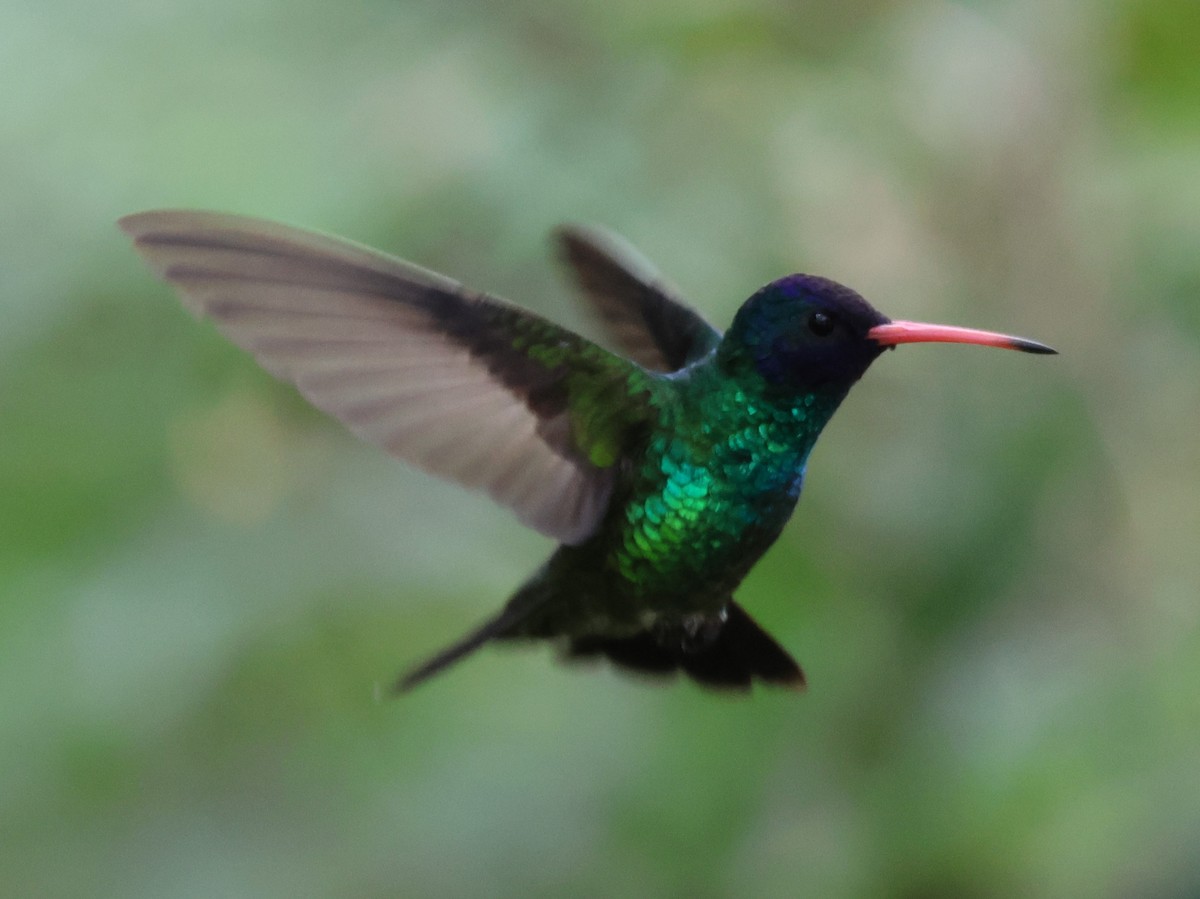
top-left (122, 210), bottom-right (653, 545)
top-left (554, 224), bottom-right (722, 372)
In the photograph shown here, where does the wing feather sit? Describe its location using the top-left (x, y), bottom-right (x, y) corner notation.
top-left (554, 224), bottom-right (723, 372)
top-left (122, 210), bottom-right (652, 545)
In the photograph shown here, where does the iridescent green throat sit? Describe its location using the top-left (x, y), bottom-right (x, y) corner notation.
top-left (606, 357), bottom-right (850, 609)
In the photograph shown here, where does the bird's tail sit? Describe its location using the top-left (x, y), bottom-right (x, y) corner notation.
top-left (392, 574), bottom-right (554, 693)
top-left (395, 581), bottom-right (805, 693)
top-left (562, 602), bottom-right (805, 692)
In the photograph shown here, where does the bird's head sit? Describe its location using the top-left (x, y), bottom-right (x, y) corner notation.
top-left (720, 274), bottom-right (1054, 396)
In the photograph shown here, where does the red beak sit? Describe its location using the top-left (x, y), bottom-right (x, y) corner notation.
top-left (868, 321), bottom-right (1056, 355)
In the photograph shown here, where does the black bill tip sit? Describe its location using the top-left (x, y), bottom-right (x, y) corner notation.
top-left (1009, 337), bottom-right (1058, 355)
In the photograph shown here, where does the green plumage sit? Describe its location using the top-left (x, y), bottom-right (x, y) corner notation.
top-left (122, 212), bottom-right (1054, 693)
top-left (593, 365), bottom-right (825, 609)
top-left (403, 280), bottom-right (874, 690)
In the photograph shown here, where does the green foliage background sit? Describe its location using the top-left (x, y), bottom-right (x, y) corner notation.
top-left (3, 0), bottom-right (1198, 896)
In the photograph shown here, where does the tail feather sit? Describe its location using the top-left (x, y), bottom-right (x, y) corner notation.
top-left (394, 614), bottom-right (508, 693)
top-left (564, 602), bottom-right (805, 692)
top-left (393, 589), bottom-right (546, 693)
top-left (395, 586), bottom-right (805, 693)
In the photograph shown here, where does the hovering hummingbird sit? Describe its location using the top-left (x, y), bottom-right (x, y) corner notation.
top-left (121, 211), bottom-right (1055, 693)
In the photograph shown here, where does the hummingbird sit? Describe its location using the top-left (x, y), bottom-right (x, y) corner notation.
top-left (121, 211), bottom-right (1055, 693)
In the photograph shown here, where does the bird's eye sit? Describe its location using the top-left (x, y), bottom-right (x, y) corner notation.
top-left (807, 311), bottom-right (835, 337)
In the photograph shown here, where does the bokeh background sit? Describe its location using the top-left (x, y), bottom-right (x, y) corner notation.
top-left (3, 0), bottom-right (1199, 896)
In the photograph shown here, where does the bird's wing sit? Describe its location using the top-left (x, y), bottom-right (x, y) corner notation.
top-left (122, 210), bottom-right (655, 545)
top-left (553, 224), bottom-right (722, 372)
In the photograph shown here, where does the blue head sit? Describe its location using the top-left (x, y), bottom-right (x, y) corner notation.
top-left (719, 273), bottom-right (1056, 400)
top-left (719, 275), bottom-right (890, 395)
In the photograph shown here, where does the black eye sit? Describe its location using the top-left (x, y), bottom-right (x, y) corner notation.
top-left (807, 310), bottom-right (835, 337)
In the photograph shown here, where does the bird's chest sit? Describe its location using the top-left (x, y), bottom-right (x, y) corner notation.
top-left (609, 412), bottom-right (808, 607)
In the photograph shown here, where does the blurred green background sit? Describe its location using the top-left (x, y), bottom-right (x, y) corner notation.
top-left (3, 0), bottom-right (1199, 896)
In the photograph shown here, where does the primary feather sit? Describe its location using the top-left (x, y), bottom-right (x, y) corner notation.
top-left (120, 210), bottom-right (649, 545)
top-left (553, 224), bottom-right (722, 372)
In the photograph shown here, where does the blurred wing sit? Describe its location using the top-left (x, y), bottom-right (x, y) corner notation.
top-left (554, 224), bottom-right (722, 372)
top-left (122, 210), bottom-right (651, 545)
